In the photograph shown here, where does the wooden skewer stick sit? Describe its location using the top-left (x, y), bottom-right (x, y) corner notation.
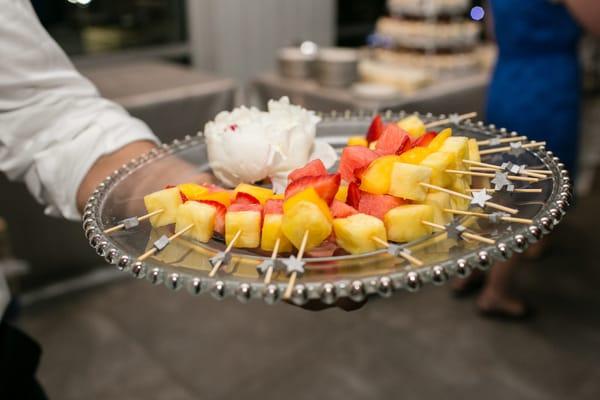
top-left (445, 169), bottom-right (539, 183)
top-left (479, 141), bottom-right (546, 156)
top-left (424, 112), bottom-right (477, 129)
top-left (419, 182), bottom-right (519, 214)
top-left (467, 188), bottom-right (543, 194)
top-left (283, 230), bottom-right (309, 300)
top-left (263, 238), bottom-right (281, 285)
top-left (476, 136), bottom-right (527, 146)
top-left (443, 208), bottom-right (534, 225)
top-left (137, 223), bottom-right (193, 262)
top-left (422, 221), bottom-right (496, 245)
top-left (468, 166), bottom-right (547, 179)
top-left (371, 236), bottom-right (423, 266)
top-left (462, 159), bottom-right (548, 179)
top-left (103, 209), bottom-right (164, 234)
top-left (208, 230), bottom-right (242, 277)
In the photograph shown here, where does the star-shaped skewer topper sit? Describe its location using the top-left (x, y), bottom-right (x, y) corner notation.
top-left (488, 137), bottom-right (502, 146)
top-left (120, 217), bottom-right (140, 230)
top-left (470, 189), bottom-right (493, 207)
top-left (152, 235), bottom-right (170, 252)
top-left (488, 211), bottom-right (510, 224)
top-left (509, 141), bottom-right (526, 157)
top-left (501, 162), bottom-right (527, 176)
top-left (256, 259), bottom-right (283, 275)
top-left (445, 220), bottom-right (467, 240)
top-left (386, 243), bottom-right (409, 258)
top-left (491, 172), bottom-right (515, 192)
top-left (282, 255), bottom-right (305, 276)
top-left (448, 113), bottom-right (462, 125)
top-left (209, 251), bottom-right (232, 268)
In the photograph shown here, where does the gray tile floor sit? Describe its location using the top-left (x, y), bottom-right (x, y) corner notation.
top-left (17, 188), bottom-right (600, 400)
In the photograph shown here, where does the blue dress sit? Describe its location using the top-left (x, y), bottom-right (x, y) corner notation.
top-left (486, 0), bottom-right (582, 173)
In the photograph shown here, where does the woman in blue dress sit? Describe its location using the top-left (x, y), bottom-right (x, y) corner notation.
top-left (458, 0), bottom-right (600, 318)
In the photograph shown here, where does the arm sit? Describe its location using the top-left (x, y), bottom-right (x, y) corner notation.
top-left (0, 1), bottom-right (159, 220)
top-left (564, 0), bottom-right (600, 36)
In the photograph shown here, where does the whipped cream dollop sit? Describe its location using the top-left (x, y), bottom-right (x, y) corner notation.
top-left (204, 97), bottom-right (337, 192)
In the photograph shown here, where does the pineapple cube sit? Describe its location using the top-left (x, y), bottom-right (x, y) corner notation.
top-left (360, 155), bottom-right (402, 195)
top-left (233, 183), bottom-right (274, 205)
top-left (333, 213), bottom-right (387, 254)
top-left (283, 188), bottom-right (332, 222)
top-left (175, 202), bottom-right (216, 243)
top-left (467, 138), bottom-right (481, 163)
top-left (388, 162), bottom-right (432, 201)
top-left (225, 211), bottom-right (261, 248)
top-left (397, 115), bottom-right (426, 139)
top-left (144, 187), bottom-right (183, 227)
top-left (439, 136), bottom-right (469, 167)
top-left (384, 204), bottom-right (434, 243)
top-left (347, 136), bottom-right (368, 147)
top-left (282, 201), bottom-right (332, 251)
top-left (261, 214), bottom-right (293, 253)
top-left (424, 191), bottom-right (452, 226)
top-left (420, 151), bottom-right (456, 188)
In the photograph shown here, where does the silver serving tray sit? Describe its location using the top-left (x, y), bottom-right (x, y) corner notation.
top-left (82, 111), bottom-right (571, 305)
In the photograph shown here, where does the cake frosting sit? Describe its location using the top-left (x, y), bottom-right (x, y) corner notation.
top-left (204, 97), bottom-right (337, 192)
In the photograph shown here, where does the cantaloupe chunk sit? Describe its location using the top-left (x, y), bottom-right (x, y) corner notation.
top-left (333, 213), bottom-right (387, 254)
top-left (175, 201), bottom-right (216, 243)
top-left (388, 163), bottom-right (432, 202)
top-left (144, 187), bottom-right (183, 227)
top-left (384, 204), bottom-right (434, 243)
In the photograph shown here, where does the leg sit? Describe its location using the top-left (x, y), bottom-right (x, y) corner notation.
top-left (476, 257), bottom-right (528, 318)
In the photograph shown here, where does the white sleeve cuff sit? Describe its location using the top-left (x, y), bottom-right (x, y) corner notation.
top-left (28, 114), bottom-right (158, 221)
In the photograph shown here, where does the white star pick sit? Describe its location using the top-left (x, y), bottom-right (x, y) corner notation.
top-left (491, 172), bottom-right (515, 192)
top-left (282, 255), bottom-right (305, 276)
top-left (509, 141), bottom-right (525, 157)
top-left (471, 189), bottom-right (492, 207)
top-left (448, 113), bottom-right (461, 125)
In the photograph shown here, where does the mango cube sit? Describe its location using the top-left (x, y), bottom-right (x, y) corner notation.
top-left (283, 188), bottom-right (332, 222)
top-left (225, 211), bottom-right (261, 248)
top-left (282, 201), bottom-right (332, 251)
top-left (333, 213), bottom-right (387, 254)
top-left (360, 155), bottom-right (402, 195)
top-left (397, 115), bottom-right (426, 139)
top-left (234, 183), bottom-right (274, 205)
top-left (384, 204), bottom-right (434, 243)
top-left (178, 183), bottom-right (209, 201)
top-left (261, 214), bottom-right (293, 253)
top-left (398, 147), bottom-right (431, 164)
top-left (388, 162), bottom-right (432, 201)
top-left (335, 185), bottom-right (349, 202)
top-left (347, 136), bottom-right (368, 147)
top-left (424, 191), bottom-right (452, 226)
top-left (427, 128), bottom-right (452, 151)
top-left (175, 201), bottom-right (216, 243)
top-left (144, 187), bottom-right (183, 227)
top-left (420, 151), bottom-right (456, 188)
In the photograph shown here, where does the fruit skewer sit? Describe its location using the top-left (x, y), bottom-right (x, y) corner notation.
top-left (443, 208), bottom-right (534, 225)
top-left (424, 112), bottom-right (477, 129)
top-left (282, 230), bottom-right (309, 300)
top-left (476, 136), bottom-right (527, 146)
top-left (462, 159), bottom-right (549, 179)
top-left (421, 221), bottom-right (496, 245)
top-left (370, 236), bottom-right (423, 266)
top-left (479, 141), bottom-right (546, 156)
top-left (445, 169), bottom-right (539, 183)
top-left (261, 238), bottom-right (281, 285)
top-left (103, 209), bottom-right (164, 234)
top-left (137, 224), bottom-right (194, 262)
top-left (467, 188), bottom-right (542, 194)
top-left (419, 182), bottom-right (519, 214)
top-left (208, 230), bottom-right (242, 277)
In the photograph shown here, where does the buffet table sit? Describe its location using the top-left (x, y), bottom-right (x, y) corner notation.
top-left (251, 71), bottom-right (490, 117)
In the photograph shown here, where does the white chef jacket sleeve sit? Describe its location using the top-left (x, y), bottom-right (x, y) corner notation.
top-left (0, 0), bottom-right (159, 221)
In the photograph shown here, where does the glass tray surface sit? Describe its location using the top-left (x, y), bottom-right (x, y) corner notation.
top-left (82, 112), bottom-right (571, 305)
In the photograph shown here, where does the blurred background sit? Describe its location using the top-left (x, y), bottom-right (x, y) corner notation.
top-left (1, 1), bottom-right (599, 399)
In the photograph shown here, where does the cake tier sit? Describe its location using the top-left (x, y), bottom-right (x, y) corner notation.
top-left (388, 0), bottom-right (471, 17)
top-left (376, 17), bottom-right (481, 50)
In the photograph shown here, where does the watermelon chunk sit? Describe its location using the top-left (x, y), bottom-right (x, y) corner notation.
top-left (288, 159), bottom-right (327, 183)
top-left (264, 199), bottom-right (284, 215)
top-left (358, 192), bottom-right (408, 220)
top-left (413, 131), bottom-right (437, 148)
top-left (346, 182), bottom-right (362, 209)
top-left (375, 124), bottom-right (411, 156)
top-left (339, 146), bottom-right (379, 183)
top-left (285, 173), bottom-right (341, 205)
top-left (197, 200), bottom-right (227, 235)
top-left (233, 191), bottom-right (260, 205)
top-left (366, 114), bottom-right (385, 143)
top-left (330, 200), bottom-right (358, 219)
